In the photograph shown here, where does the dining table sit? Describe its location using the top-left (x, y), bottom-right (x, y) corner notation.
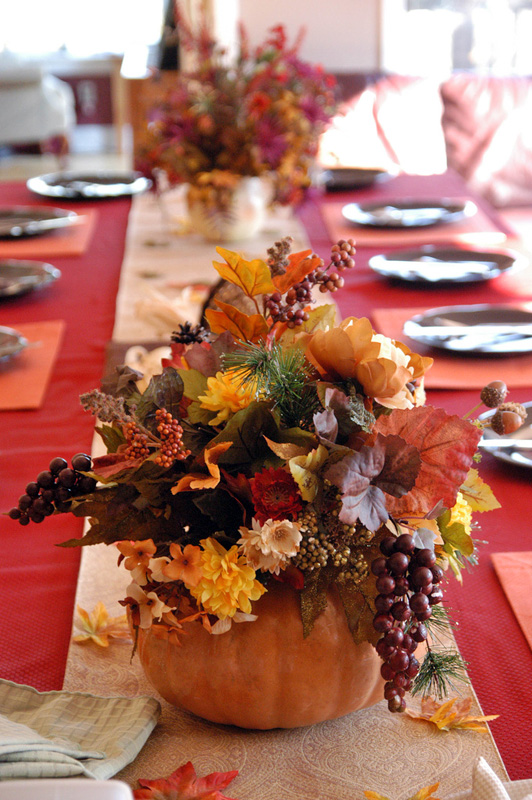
top-left (1, 169), bottom-right (531, 795)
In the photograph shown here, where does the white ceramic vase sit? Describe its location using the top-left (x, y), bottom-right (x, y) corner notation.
top-left (186, 175), bottom-right (270, 242)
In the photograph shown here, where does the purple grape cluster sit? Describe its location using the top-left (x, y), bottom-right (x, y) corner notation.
top-left (8, 453), bottom-right (96, 525)
top-left (264, 239), bottom-right (356, 328)
top-left (371, 532), bottom-right (444, 712)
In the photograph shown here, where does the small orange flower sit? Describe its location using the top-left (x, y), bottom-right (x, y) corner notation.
top-left (117, 539), bottom-right (157, 584)
top-left (163, 543), bottom-right (203, 587)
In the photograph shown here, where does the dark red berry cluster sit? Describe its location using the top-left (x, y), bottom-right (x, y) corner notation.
top-left (8, 453), bottom-right (96, 525)
top-left (371, 532), bottom-right (444, 713)
top-left (264, 239), bottom-right (356, 329)
top-left (123, 421), bottom-right (150, 459)
top-left (154, 408), bottom-right (191, 467)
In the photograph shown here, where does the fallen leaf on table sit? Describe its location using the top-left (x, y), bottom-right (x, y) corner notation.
top-left (405, 697), bottom-right (499, 732)
top-left (364, 783), bottom-right (440, 800)
top-left (133, 761), bottom-right (239, 800)
top-left (73, 601), bottom-right (130, 647)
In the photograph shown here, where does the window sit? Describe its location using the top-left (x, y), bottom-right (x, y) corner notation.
top-left (0, 0), bottom-right (165, 58)
top-left (381, 0), bottom-right (532, 76)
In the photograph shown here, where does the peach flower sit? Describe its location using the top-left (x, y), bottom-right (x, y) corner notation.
top-left (304, 316), bottom-right (432, 409)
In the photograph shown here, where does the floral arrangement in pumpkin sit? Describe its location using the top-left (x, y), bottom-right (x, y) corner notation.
top-left (135, 17), bottom-right (337, 207)
top-left (7, 237), bottom-right (525, 714)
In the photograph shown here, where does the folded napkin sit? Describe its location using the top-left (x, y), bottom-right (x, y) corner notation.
top-left (492, 552), bottom-right (532, 652)
top-left (0, 210), bottom-right (97, 259)
top-left (0, 679), bottom-right (160, 780)
top-left (0, 320), bottom-right (65, 410)
top-left (448, 756), bottom-right (532, 800)
top-left (371, 306), bottom-right (532, 389)
top-left (321, 201), bottom-right (508, 249)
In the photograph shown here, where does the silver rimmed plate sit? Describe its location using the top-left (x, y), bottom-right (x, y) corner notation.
top-left (0, 326), bottom-right (28, 362)
top-left (27, 171), bottom-right (152, 199)
top-left (479, 402), bottom-right (532, 469)
top-left (342, 198), bottom-right (477, 228)
top-left (0, 207), bottom-right (78, 238)
top-left (369, 245), bottom-right (526, 284)
top-left (0, 259), bottom-right (61, 299)
top-left (403, 304), bottom-right (532, 354)
top-left (322, 167), bottom-right (393, 191)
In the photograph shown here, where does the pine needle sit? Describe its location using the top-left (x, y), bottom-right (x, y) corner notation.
top-left (412, 648), bottom-right (470, 700)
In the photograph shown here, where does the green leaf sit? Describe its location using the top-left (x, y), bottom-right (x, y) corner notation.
top-left (209, 401), bottom-right (279, 466)
top-left (279, 304), bottom-right (337, 345)
top-left (192, 486), bottom-right (246, 531)
top-left (186, 400), bottom-right (216, 426)
top-left (135, 368), bottom-right (184, 427)
top-left (437, 509), bottom-right (474, 557)
top-left (95, 424), bottom-right (126, 454)
top-left (177, 368), bottom-right (208, 401)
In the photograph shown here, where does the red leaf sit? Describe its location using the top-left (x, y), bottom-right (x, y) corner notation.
top-left (91, 453), bottom-right (146, 478)
top-left (373, 406), bottom-right (481, 515)
top-left (133, 761), bottom-right (240, 800)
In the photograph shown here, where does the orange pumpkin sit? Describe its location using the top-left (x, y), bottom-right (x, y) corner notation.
top-left (135, 580), bottom-right (384, 729)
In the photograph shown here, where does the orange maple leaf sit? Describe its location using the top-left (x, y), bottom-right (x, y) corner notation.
top-left (171, 441), bottom-right (233, 493)
top-left (213, 247), bottom-right (276, 298)
top-left (373, 406), bottom-right (481, 516)
top-left (272, 250), bottom-right (323, 294)
top-left (205, 300), bottom-right (269, 342)
top-left (133, 761), bottom-right (239, 800)
top-left (405, 696), bottom-right (499, 732)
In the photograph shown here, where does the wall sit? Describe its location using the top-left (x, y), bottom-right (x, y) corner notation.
top-left (238, 0), bottom-right (381, 72)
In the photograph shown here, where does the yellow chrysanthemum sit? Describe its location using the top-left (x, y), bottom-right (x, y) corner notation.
top-left (188, 537), bottom-right (266, 619)
top-left (449, 491), bottom-right (473, 534)
top-left (198, 370), bottom-right (257, 426)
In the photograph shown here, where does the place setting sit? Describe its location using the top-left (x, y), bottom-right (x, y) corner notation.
top-left (26, 171), bottom-right (152, 201)
top-left (321, 194), bottom-right (509, 248)
top-left (0, 259), bottom-right (61, 299)
top-left (0, 205), bottom-right (97, 259)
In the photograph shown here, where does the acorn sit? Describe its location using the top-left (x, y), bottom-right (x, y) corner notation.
top-left (480, 380), bottom-right (507, 408)
top-left (490, 402), bottom-right (527, 435)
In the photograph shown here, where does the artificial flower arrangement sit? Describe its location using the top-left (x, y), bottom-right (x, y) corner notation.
top-left (7, 237), bottom-right (525, 715)
top-left (135, 17), bottom-right (337, 207)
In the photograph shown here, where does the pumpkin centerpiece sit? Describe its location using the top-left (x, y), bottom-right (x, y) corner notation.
top-left (8, 237), bottom-right (514, 728)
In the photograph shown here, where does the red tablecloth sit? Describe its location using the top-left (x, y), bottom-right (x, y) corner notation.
top-left (1, 173), bottom-right (531, 780)
top-left (301, 172), bottom-right (532, 780)
top-left (0, 181), bottom-right (129, 690)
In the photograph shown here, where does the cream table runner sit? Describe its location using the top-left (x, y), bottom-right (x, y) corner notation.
top-left (63, 193), bottom-right (508, 799)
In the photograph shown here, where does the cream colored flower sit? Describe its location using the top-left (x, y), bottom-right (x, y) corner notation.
top-left (126, 582), bottom-right (172, 629)
top-left (238, 517), bottom-right (302, 574)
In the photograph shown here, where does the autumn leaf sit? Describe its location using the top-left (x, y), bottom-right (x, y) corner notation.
top-left (460, 468), bottom-right (501, 512)
top-left (272, 250), bottom-right (323, 294)
top-left (73, 602), bottom-right (130, 647)
top-left (91, 453), bottom-right (146, 480)
top-left (205, 300), bottom-right (269, 342)
top-left (364, 786), bottom-right (440, 800)
top-left (213, 247), bottom-right (276, 297)
top-left (133, 761), bottom-right (239, 800)
top-left (264, 435), bottom-right (310, 460)
top-left (405, 696), bottom-right (499, 732)
top-left (374, 406), bottom-right (481, 516)
top-left (289, 444), bottom-right (328, 501)
top-left (171, 441), bottom-right (233, 492)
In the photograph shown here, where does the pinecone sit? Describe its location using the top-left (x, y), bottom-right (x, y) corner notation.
top-left (171, 322), bottom-right (209, 345)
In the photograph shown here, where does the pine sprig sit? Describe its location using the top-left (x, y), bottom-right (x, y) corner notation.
top-left (412, 648), bottom-right (470, 699)
top-left (222, 340), bottom-right (319, 427)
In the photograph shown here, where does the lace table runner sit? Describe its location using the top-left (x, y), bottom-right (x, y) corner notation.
top-left (63, 544), bottom-right (507, 800)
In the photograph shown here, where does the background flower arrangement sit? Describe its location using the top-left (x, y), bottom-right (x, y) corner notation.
top-left (7, 237), bottom-right (523, 716)
top-left (135, 18), bottom-right (337, 208)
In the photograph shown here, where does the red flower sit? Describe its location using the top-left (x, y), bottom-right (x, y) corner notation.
top-left (250, 467), bottom-right (302, 524)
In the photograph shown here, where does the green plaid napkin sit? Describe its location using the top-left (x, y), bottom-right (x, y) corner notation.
top-left (0, 679), bottom-right (160, 780)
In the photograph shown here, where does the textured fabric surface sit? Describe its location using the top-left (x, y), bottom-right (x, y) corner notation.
top-left (448, 757), bottom-right (532, 800)
top-left (441, 73), bottom-right (532, 207)
top-left (0, 680), bottom-right (160, 780)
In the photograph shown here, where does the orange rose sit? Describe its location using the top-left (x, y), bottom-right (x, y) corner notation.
top-left (304, 317), bottom-right (432, 409)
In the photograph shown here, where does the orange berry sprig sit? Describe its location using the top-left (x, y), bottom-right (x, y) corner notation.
top-left (123, 421), bottom-right (151, 459)
top-left (154, 408), bottom-right (191, 467)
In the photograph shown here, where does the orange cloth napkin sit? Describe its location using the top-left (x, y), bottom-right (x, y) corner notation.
top-left (322, 201), bottom-right (508, 248)
top-left (492, 552), bottom-right (532, 652)
top-left (0, 320), bottom-right (65, 410)
top-left (372, 306), bottom-right (532, 389)
top-left (0, 210), bottom-right (97, 259)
